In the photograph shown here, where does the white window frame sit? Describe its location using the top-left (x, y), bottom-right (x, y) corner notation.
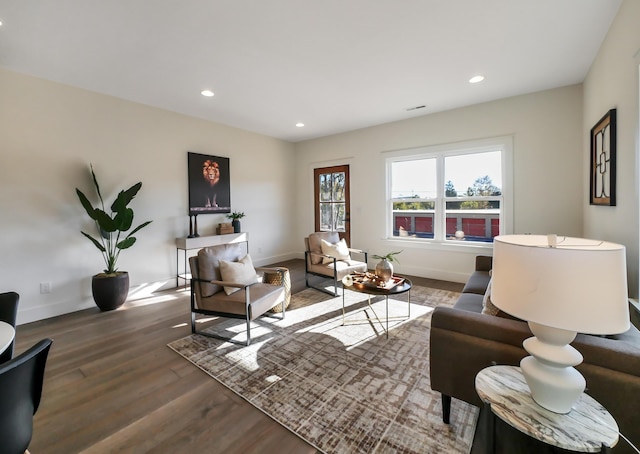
top-left (384, 136), bottom-right (513, 250)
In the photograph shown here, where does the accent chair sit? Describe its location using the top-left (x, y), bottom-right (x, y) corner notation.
top-left (304, 231), bottom-right (368, 296)
top-left (189, 243), bottom-right (285, 346)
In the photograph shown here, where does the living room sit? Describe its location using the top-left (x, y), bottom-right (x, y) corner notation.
top-left (1, 1), bottom-right (640, 452)
top-left (2, 1), bottom-right (638, 325)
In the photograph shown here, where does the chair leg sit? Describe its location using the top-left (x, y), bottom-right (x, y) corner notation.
top-left (191, 311), bottom-right (196, 334)
top-left (246, 314), bottom-right (251, 346)
top-left (442, 394), bottom-right (452, 424)
top-left (305, 273), bottom-right (340, 297)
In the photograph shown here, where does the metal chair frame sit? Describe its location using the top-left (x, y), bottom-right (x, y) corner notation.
top-left (190, 268), bottom-right (285, 346)
top-left (304, 249), bottom-right (368, 297)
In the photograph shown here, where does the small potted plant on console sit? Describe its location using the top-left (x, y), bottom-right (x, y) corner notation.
top-left (226, 211), bottom-right (245, 233)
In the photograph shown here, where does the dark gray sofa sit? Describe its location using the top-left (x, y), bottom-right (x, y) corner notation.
top-left (429, 255), bottom-right (640, 453)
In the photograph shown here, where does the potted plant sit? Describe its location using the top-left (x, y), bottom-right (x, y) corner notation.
top-left (76, 165), bottom-right (152, 311)
top-left (226, 211), bottom-right (245, 233)
top-left (371, 250), bottom-right (402, 282)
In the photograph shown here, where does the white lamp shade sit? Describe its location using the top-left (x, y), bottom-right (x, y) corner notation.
top-left (491, 235), bottom-right (630, 335)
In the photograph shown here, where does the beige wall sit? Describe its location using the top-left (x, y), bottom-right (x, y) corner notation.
top-left (294, 85), bottom-right (584, 283)
top-left (0, 68), bottom-right (297, 323)
top-left (5, 0), bottom-right (638, 324)
top-left (583, 0), bottom-right (640, 298)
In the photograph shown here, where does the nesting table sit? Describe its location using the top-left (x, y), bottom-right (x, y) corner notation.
top-left (475, 365), bottom-right (619, 453)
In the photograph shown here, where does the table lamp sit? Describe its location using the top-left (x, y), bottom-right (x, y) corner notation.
top-left (491, 234), bottom-right (630, 414)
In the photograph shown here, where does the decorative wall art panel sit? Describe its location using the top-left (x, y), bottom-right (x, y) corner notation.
top-left (590, 109), bottom-right (616, 206)
top-left (188, 152), bottom-right (231, 214)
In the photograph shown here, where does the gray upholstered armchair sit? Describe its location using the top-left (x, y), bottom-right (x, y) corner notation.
top-left (304, 232), bottom-right (368, 296)
top-left (189, 243), bottom-right (285, 346)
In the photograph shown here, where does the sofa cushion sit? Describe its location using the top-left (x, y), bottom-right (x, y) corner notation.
top-left (219, 254), bottom-right (258, 295)
top-left (481, 279), bottom-right (500, 316)
top-left (321, 238), bottom-right (351, 263)
top-left (462, 271), bottom-right (491, 295)
top-left (453, 293), bottom-right (484, 313)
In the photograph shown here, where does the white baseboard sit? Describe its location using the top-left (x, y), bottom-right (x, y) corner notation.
top-left (18, 299), bottom-right (95, 325)
top-left (18, 277), bottom-right (178, 325)
top-left (253, 252), bottom-right (300, 267)
top-left (18, 254), bottom-right (470, 325)
top-left (395, 264), bottom-right (469, 284)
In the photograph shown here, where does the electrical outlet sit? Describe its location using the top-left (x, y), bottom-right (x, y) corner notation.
top-left (40, 282), bottom-right (51, 294)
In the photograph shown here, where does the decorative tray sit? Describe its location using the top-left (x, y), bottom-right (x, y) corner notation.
top-left (346, 272), bottom-right (405, 291)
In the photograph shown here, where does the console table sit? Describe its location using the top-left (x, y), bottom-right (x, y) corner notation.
top-left (475, 365), bottom-right (619, 453)
top-left (175, 232), bottom-right (248, 288)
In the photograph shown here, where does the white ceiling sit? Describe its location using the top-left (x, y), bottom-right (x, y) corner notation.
top-left (0, 1), bottom-right (622, 142)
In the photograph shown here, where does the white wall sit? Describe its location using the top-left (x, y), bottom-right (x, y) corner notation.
top-left (583, 0), bottom-right (640, 298)
top-left (294, 85), bottom-right (584, 283)
top-left (8, 8), bottom-right (636, 325)
top-left (0, 69), bottom-right (297, 324)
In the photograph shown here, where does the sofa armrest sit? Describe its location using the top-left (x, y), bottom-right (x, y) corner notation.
top-left (430, 306), bottom-right (640, 447)
top-left (573, 331), bottom-right (640, 381)
top-left (432, 306), bottom-right (530, 345)
top-left (430, 307), bottom-right (529, 406)
top-left (475, 255), bottom-right (493, 272)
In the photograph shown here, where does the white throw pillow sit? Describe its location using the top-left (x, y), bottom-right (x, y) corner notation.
top-left (219, 254), bottom-right (258, 295)
top-left (320, 238), bottom-right (351, 264)
top-left (481, 279), bottom-right (500, 316)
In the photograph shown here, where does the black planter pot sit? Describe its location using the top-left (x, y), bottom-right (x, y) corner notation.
top-left (91, 272), bottom-right (129, 311)
top-left (232, 219), bottom-right (241, 233)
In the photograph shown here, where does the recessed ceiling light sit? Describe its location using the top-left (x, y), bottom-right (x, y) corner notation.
top-left (469, 75), bottom-right (485, 84)
top-left (296, 123), bottom-right (304, 128)
top-left (201, 90), bottom-right (214, 97)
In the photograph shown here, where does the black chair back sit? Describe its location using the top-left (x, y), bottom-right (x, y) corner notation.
top-left (0, 338), bottom-right (53, 454)
top-left (0, 291), bottom-right (19, 364)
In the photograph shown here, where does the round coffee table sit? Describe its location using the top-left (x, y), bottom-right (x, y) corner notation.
top-left (342, 275), bottom-right (412, 338)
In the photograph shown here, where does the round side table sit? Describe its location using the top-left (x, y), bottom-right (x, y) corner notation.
top-left (475, 365), bottom-right (618, 453)
top-left (263, 267), bottom-right (290, 313)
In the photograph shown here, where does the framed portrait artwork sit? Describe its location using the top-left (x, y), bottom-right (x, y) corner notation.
top-left (187, 152), bottom-right (231, 214)
top-left (590, 109), bottom-right (616, 206)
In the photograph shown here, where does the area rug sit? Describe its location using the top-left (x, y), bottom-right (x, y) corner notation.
top-left (168, 285), bottom-right (478, 453)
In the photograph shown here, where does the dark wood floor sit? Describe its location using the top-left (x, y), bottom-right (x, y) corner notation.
top-left (15, 259), bottom-right (463, 453)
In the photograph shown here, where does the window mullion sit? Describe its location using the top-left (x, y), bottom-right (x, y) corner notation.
top-left (435, 154), bottom-right (445, 241)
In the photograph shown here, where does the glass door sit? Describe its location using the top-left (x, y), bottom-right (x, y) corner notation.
top-left (314, 165), bottom-right (350, 245)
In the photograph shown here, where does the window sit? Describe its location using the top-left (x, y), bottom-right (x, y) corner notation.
top-left (386, 137), bottom-right (512, 244)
